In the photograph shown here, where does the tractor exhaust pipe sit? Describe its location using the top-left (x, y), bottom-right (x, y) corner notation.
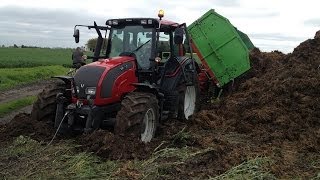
top-left (93, 21), bottom-right (103, 62)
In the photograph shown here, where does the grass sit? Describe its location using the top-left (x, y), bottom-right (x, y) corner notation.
top-left (0, 136), bottom-right (119, 179)
top-left (0, 96), bottom-right (36, 118)
top-left (210, 157), bottom-right (276, 180)
top-left (0, 48), bottom-right (72, 68)
top-left (0, 65), bottom-right (68, 91)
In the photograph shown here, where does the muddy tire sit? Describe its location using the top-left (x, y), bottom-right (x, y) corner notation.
top-left (115, 92), bottom-right (159, 143)
top-left (31, 80), bottom-right (66, 123)
top-left (177, 73), bottom-right (200, 120)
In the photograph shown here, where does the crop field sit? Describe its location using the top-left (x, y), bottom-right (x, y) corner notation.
top-left (0, 65), bottom-right (68, 91)
top-left (0, 47), bottom-right (72, 68)
top-left (0, 47), bottom-right (71, 90)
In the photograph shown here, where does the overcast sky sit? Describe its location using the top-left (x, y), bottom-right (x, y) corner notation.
top-left (0, 0), bottom-right (319, 53)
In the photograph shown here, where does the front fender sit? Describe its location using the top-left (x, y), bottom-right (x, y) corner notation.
top-left (52, 76), bottom-right (73, 85)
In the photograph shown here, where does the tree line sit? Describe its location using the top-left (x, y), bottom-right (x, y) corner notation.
top-left (0, 44), bottom-right (41, 48)
top-left (86, 38), bottom-right (108, 51)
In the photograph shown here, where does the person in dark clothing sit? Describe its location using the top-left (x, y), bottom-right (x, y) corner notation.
top-left (72, 47), bottom-right (86, 69)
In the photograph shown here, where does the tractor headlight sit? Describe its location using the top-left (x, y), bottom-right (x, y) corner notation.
top-left (85, 87), bottom-right (96, 95)
top-left (76, 86), bottom-right (80, 94)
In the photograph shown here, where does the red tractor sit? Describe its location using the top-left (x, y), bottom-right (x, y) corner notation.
top-left (31, 11), bottom-right (200, 142)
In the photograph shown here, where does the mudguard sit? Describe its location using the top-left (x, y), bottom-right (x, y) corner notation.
top-left (159, 56), bottom-right (197, 114)
top-left (160, 56), bottom-right (195, 92)
top-left (52, 76), bottom-right (73, 85)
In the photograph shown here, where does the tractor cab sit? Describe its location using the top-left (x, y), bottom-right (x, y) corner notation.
top-left (106, 18), bottom-right (157, 70)
top-left (73, 10), bottom-right (194, 85)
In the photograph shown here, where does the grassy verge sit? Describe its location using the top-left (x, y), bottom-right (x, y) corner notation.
top-left (0, 96), bottom-right (36, 118)
top-left (0, 65), bottom-right (68, 91)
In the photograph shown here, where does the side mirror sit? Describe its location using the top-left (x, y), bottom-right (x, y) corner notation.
top-left (73, 29), bottom-right (80, 43)
top-left (174, 28), bottom-right (184, 44)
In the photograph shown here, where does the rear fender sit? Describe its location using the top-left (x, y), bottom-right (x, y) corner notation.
top-left (160, 57), bottom-right (196, 92)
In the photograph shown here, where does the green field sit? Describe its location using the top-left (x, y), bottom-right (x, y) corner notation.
top-left (0, 65), bottom-right (68, 91)
top-left (0, 47), bottom-right (72, 90)
top-left (0, 48), bottom-right (72, 68)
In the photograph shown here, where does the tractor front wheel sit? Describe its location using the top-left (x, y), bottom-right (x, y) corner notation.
top-left (31, 80), bottom-right (66, 123)
top-left (115, 92), bottom-right (159, 143)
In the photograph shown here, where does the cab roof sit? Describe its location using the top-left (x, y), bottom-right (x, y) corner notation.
top-left (106, 18), bottom-right (180, 28)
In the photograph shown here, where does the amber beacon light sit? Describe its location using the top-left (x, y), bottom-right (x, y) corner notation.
top-left (158, 10), bottom-right (164, 20)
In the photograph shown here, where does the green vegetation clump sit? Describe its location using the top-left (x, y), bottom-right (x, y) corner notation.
top-left (0, 65), bottom-right (68, 90)
top-left (0, 48), bottom-right (72, 68)
top-left (211, 157), bottom-right (276, 180)
top-left (0, 136), bottom-right (119, 179)
top-left (0, 96), bottom-right (36, 117)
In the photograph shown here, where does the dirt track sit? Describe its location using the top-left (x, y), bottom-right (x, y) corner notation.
top-left (0, 31), bottom-right (319, 178)
top-left (0, 80), bottom-right (50, 104)
top-left (0, 80), bottom-right (51, 124)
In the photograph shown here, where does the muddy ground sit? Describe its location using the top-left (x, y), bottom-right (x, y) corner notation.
top-left (0, 31), bottom-right (320, 179)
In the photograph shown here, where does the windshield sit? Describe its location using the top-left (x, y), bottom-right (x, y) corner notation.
top-left (109, 25), bottom-right (154, 69)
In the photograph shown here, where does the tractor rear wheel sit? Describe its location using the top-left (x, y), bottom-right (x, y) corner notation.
top-left (31, 80), bottom-right (66, 123)
top-left (177, 73), bottom-right (200, 120)
top-left (115, 92), bottom-right (159, 143)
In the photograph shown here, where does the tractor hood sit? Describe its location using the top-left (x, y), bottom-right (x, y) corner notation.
top-left (73, 56), bottom-right (136, 99)
top-left (88, 56), bottom-right (135, 69)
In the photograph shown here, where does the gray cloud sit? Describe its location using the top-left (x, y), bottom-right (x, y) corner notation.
top-left (249, 33), bottom-right (305, 42)
top-left (214, 0), bottom-right (240, 7)
top-left (0, 6), bottom-right (107, 47)
top-left (0, 6), bottom-right (107, 26)
top-left (304, 18), bottom-right (320, 27)
top-left (234, 12), bottom-right (279, 19)
top-left (0, 2), bottom-right (310, 53)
